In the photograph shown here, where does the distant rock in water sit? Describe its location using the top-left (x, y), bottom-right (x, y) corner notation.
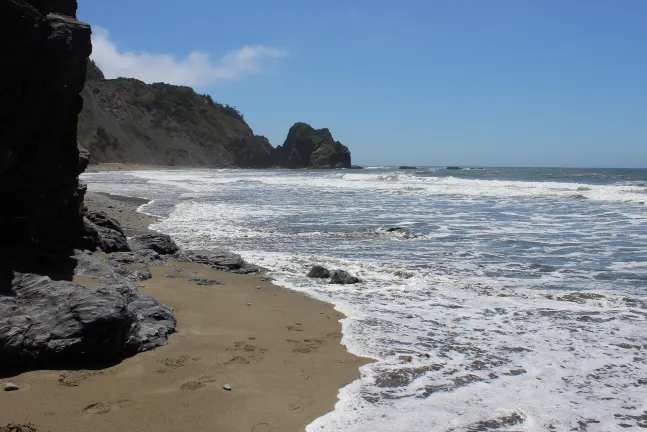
top-left (330, 270), bottom-right (361, 284)
top-left (273, 122), bottom-right (352, 168)
top-left (307, 265), bottom-right (331, 279)
top-left (445, 166), bottom-right (462, 170)
top-left (399, 166), bottom-right (417, 170)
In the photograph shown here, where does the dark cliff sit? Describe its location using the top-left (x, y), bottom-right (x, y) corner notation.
top-left (0, 0), bottom-right (176, 371)
top-left (273, 122), bottom-right (351, 168)
top-left (0, 0), bottom-right (94, 255)
top-left (78, 62), bottom-right (274, 167)
top-left (78, 63), bottom-right (352, 168)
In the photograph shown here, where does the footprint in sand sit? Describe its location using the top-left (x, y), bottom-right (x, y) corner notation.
top-left (180, 376), bottom-right (217, 391)
top-left (286, 322), bottom-right (303, 332)
top-left (156, 355), bottom-right (201, 373)
top-left (82, 400), bottom-right (132, 415)
top-left (288, 395), bottom-right (315, 413)
top-left (225, 342), bottom-right (267, 364)
top-left (59, 371), bottom-right (104, 387)
top-left (287, 337), bottom-right (326, 354)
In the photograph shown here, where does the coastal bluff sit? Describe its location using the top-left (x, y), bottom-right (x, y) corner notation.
top-left (79, 62), bottom-right (353, 168)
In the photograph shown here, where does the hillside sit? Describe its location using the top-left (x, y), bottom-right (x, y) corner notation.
top-left (79, 61), bottom-right (352, 168)
top-left (78, 61), bottom-right (273, 167)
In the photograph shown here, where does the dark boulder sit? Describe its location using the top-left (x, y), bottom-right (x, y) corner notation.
top-left (307, 265), bottom-right (331, 279)
top-left (176, 250), bottom-right (259, 274)
top-left (273, 122), bottom-right (351, 168)
top-left (0, 252), bottom-right (175, 369)
top-left (84, 211), bottom-right (129, 252)
top-left (330, 270), bottom-right (361, 284)
top-left (129, 233), bottom-right (179, 255)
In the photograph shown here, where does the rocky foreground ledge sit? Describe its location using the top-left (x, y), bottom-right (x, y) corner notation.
top-left (0, 210), bottom-right (259, 372)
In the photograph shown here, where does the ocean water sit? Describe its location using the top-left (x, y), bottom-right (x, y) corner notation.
top-left (82, 167), bottom-right (647, 431)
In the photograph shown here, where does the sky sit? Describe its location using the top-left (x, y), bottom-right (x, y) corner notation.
top-left (78, 0), bottom-right (646, 168)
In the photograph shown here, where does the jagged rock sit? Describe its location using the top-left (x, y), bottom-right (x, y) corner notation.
top-left (0, 0), bottom-right (94, 255)
top-left (176, 250), bottom-right (259, 274)
top-left (273, 122), bottom-right (351, 168)
top-left (307, 265), bottom-right (331, 279)
top-left (84, 211), bottom-right (129, 252)
top-left (129, 233), bottom-right (179, 255)
top-left (330, 270), bottom-right (361, 285)
top-left (0, 253), bottom-right (175, 369)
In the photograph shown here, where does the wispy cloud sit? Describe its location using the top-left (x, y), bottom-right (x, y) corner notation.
top-left (91, 26), bottom-right (287, 87)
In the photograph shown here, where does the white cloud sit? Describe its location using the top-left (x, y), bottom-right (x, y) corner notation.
top-left (90, 26), bottom-right (287, 87)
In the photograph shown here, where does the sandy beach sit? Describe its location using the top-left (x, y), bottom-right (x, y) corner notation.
top-left (1, 184), bottom-right (368, 432)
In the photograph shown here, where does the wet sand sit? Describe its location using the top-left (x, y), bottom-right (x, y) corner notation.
top-left (1, 183), bottom-right (368, 432)
top-left (85, 191), bottom-right (158, 235)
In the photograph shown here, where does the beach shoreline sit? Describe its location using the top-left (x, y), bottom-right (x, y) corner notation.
top-left (1, 182), bottom-right (369, 432)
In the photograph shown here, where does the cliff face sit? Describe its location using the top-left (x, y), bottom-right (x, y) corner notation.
top-left (274, 122), bottom-right (352, 168)
top-left (78, 63), bottom-right (273, 167)
top-left (0, 0), bottom-right (178, 371)
top-left (0, 0), bottom-right (94, 255)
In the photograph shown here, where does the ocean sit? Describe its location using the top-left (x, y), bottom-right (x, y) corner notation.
top-left (82, 166), bottom-right (647, 432)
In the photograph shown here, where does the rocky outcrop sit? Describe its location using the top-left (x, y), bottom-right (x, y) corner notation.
top-left (273, 122), bottom-right (352, 168)
top-left (1, 0), bottom-right (95, 257)
top-left (0, 251), bottom-right (175, 369)
top-left (307, 265), bottom-right (331, 279)
top-left (175, 250), bottom-right (260, 274)
top-left (129, 233), bottom-right (180, 255)
top-left (0, 0), bottom-right (176, 372)
top-left (84, 211), bottom-right (129, 252)
top-left (78, 68), bottom-right (273, 168)
top-left (330, 270), bottom-right (361, 284)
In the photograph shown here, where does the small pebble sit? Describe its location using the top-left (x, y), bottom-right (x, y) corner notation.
top-left (246, 303), bottom-right (252, 306)
top-left (4, 382), bottom-right (19, 391)
top-left (223, 384), bottom-right (232, 391)
top-left (255, 285), bottom-right (261, 289)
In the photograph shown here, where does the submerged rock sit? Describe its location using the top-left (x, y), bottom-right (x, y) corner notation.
top-left (330, 270), bottom-right (361, 285)
top-left (307, 265), bottom-right (331, 279)
top-left (129, 233), bottom-right (179, 255)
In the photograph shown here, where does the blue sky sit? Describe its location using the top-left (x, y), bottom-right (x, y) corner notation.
top-left (79, 0), bottom-right (646, 168)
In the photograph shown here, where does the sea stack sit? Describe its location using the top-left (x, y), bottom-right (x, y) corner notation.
top-left (273, 122), bottom-right (352, 168)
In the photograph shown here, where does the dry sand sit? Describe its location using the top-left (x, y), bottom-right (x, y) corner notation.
top-left (1, 185), bottom-right (369, 432)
